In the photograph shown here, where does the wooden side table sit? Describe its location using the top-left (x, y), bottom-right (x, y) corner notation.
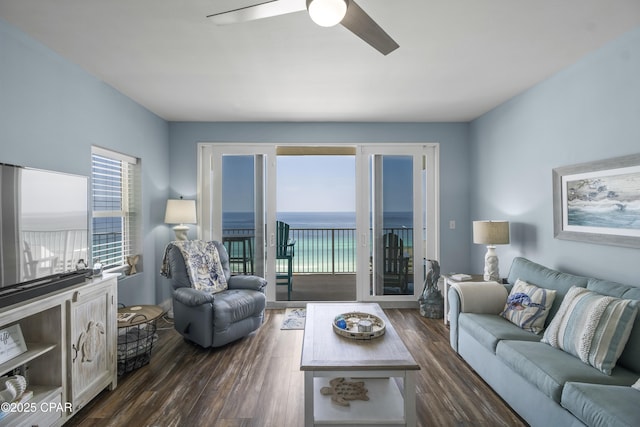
top-left (117, 305), bottom-right (163, 375)
top-left (442, 274), bottom-right (484, 325)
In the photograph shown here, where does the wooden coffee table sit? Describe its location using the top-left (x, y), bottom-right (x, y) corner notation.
top-left (300, 303), bottom-right (420, 426)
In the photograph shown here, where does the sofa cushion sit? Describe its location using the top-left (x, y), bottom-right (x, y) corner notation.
top-left (561, 382), bottom-right (640, 427)
top-left (496, 340), bottom-right (637, 403)
top-left (501, 279), bottom-right (556, 334)
top-left (459, 313), bottom-right (541, 353)
top-left (542, 286), bottom-right (638, 374)
top-left (506, 257), bottom-right (589, 323)
top-left (588, 278), bottom-right (640, 374)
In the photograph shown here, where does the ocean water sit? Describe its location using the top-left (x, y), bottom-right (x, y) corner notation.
top-left (223, 211), bottom-right (414, 273)
top-left (223, 211), bottom-right (413, 230)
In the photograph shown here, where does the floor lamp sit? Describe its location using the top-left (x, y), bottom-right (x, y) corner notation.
top-left (473, 220), bottom-right (510, 282)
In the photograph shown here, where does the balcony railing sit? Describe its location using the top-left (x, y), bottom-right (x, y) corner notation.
top-left (222, 227), bottom-right (414, 275)
top-left (22, 229), bottom-right (88, 280)
top-left (289, 228), bottom-right (357, 274)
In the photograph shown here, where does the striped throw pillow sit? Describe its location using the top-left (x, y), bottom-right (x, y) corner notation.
top-left (542, 286), bottom-right (638, 375)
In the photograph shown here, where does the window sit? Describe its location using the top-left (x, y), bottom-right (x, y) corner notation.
top-left (91, 147), bottom-right (140, 270)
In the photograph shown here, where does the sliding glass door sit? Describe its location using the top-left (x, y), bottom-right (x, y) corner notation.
top-left (199, 144), bottom-right (277, 301)
top-left (356, 145), bottom-right (439, 301)
top-left (199, 143), bottom-right (438, 304)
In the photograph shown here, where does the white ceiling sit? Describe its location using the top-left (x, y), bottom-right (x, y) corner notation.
top-left (1, 0), bottom-right (639, 122)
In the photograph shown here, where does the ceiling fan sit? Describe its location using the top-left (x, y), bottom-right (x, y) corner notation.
top-left (207, 0), bottom-right (399, 55)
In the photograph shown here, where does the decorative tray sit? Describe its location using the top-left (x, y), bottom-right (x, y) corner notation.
top-left (332, 312), bottom-right (386, 340)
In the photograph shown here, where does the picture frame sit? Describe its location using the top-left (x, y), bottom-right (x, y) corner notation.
top-left (553, 153), bottom-right (640, 248)
top-left (0, 324), bottom-right (28, 364)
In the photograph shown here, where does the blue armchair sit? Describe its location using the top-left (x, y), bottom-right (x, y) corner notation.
top-left (162, 240), bottom-right (267, 348)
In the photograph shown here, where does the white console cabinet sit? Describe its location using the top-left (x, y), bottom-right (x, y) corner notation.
top-left (0, 274), bottom-right (117, 426)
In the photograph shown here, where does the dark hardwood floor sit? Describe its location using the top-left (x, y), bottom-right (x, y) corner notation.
top-left (67, 309), bottom-right (527, 427)
top-left (276, 274), bottom-right (357, 301)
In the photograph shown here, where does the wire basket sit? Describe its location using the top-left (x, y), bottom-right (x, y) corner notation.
top-left (117, 313), bottom-right (159, 375)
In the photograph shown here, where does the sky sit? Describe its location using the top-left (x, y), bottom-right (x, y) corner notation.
top-left (21, 168), bottom-right (88, 214)
top-left (222, 154), bottom-right (413, 213)
top-left (277, 156), bottom-right (355, 212)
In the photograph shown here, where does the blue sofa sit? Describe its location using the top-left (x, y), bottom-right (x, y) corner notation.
top-left (448, 257), bottom-right (640, 427)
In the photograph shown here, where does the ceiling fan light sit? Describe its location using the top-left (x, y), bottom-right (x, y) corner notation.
top-left (307, 0), bottom-right (348, 27)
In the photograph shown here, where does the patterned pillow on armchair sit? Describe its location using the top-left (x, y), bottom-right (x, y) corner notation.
top-left (170, 240), bottom-right (228, 294)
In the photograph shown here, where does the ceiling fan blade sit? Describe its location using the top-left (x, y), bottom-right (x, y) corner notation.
top-left (207, 0), bottom-right (306, 25)
top-left (340, 1), bottom-right (399, 55)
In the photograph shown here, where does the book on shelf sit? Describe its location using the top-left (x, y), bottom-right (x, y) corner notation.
top-left (450, 273), bottom-right (473, 281)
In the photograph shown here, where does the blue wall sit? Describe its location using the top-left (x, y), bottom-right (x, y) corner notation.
top-left (469, 26), bottom-right (640, 285)
top-left (168, 122), bottom-right (472, 286)
top-left (6, 12), bottom-right (637, 304)
top-left (0, 18), bottom-right (171, 305)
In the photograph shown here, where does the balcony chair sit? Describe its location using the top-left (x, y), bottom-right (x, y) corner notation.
top-left (383, 232), bottom-right (410, 293)
top-left (23, 241), bottom-right (58, 280)
top-left (161, 240), bottom-right (267, 348)
top-left (276, 221), bottom-right (296, 300)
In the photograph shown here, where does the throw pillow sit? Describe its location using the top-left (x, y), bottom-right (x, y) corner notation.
top-left (633, 378), bottom-right (640, 392)
top-left (501, 279), bottom-right (556, 334)
top-left (542, 286), bottom-right (638, 375)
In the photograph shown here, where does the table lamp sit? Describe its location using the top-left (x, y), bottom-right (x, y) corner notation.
top-left (473, 220), bottom-right (510, 282)
top-left (164, 198), bottom-right (197, 241)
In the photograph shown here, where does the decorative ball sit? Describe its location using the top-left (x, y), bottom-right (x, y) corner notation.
top-left (336, 317), bottom-right (347, 329)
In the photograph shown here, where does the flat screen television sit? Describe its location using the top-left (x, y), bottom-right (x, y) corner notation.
top-left (0, 163), bottom-right (90, 307)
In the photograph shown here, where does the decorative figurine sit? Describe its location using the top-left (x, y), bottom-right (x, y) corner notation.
top-left (320, 377), bottom-right (369, 407)
top-left (419, 259), bottom-right (444, 318)
top-left (126, 254), bottom-right (140, 275)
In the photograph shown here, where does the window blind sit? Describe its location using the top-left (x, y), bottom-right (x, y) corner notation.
top-left (91, 148), bottom-right (140, 270)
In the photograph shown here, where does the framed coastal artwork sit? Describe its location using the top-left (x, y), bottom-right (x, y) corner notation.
top-left (553, 153), bottom-right (640, 248)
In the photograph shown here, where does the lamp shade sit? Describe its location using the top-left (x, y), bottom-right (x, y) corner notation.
top-left (164, 199), bottom-right (197, 224)
top-left (473, 221), bottom-right (510, 245)
top-left (307, 0), bottom-right (348, 27)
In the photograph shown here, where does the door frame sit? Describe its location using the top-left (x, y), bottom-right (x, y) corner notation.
top-left (198, 143), bottom-right (277, 302)
top-left (356, 144), bottom-right (440, 302)
top-left (198, 142), bottom-right (439, 305)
